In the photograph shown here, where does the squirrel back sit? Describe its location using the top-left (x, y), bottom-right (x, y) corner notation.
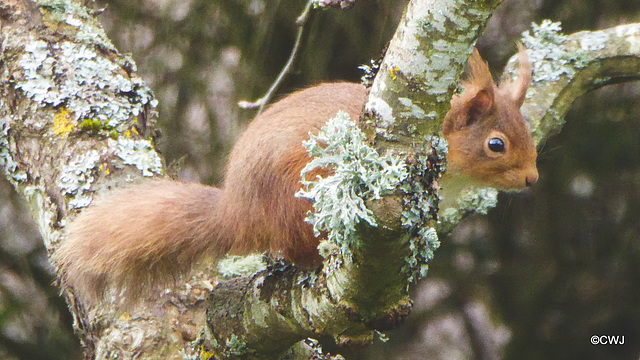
top-left (57, 49), bottom-right (537, 304)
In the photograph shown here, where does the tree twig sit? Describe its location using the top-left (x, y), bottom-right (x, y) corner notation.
top-left (238, 0), bottom-right (314, 115)
top-left (315, 0), bottom-right (356, 10)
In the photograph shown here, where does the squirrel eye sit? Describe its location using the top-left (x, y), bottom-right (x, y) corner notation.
top-left (487, 137), bottom-right (505, 153)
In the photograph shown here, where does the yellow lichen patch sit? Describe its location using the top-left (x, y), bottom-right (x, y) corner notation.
top-left (122, 126), bottom-right (139, 139)
top-left (389, 66), bottom-right (400, 80)
top-left (99, 163), bottom-right (111, 175)
top-left (199, 348), bottom-right (215, 360)
top-left (53, 108), bottom-right (75, 136)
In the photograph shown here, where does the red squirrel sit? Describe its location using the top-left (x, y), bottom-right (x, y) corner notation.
top-left (57, 47), bottom-right (537, 303)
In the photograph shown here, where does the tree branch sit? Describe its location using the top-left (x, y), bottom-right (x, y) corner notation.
top-left (365, 0), bottom-right (500, 139)
top-left (512, 21), bottom-right (640, 142)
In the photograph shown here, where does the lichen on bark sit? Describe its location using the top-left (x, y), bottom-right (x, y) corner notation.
top-left (364, 0), bottom-right (496, 141)
top-left (509, 21), bottom-right (640, 143)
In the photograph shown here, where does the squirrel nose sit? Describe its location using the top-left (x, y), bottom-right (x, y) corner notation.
top-left (525, 170), bottom-right (539, 187)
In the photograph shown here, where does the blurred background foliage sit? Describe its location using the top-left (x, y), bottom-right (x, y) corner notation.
top-left (1, 0), bottom-right (640, 359)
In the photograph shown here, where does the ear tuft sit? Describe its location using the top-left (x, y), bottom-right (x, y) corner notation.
top-left (443, 49), bottom-right (497, 133)
top-left (464, 49), bottom-right (496, 125)
top-left (466, 48), bottom-right (495, 94)
top-left (508, 43), bottom-right (532, 107)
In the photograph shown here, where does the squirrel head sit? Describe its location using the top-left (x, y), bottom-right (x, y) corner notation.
top-left (442, 45), bottom-right (538, 190)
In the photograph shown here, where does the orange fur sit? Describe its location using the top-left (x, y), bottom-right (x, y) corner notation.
top-left (58, 181), bottom-right (226, 302)
top-left (58, 47), bottom-right (538, 303)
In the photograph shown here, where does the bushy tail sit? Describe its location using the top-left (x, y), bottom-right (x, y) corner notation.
top-left (56, 180), bottom-right (226, 304)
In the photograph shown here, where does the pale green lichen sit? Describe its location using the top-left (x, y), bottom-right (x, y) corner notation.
top-left (36, 0), bottom-right (116, 50)
top-left (579, 31), bottom-right (609, 51)
top-left (407, 227), bottom-right (439, 280)
top-left (533, 106), bottom-right (565, 143)
top-left (298, 115), bottom-right (446, 283)
top-left (0, 117), bottom-right (27, 183)
top-left (366, 93), bottom-right (395, 138)
top-left (398, 97), bottom-right (427, 120)
top-left (427, 39), bottom-right (468, 98)
top-left (521, 20), bottom-right (590, 83)
top-left (316, 240), bottom-right (340, 263)
top-left (246, 298), bottom-right (270, 328)
top-left (366, 0), bottom-right (493, 140)
top-left (58, 150), bottom-right (101, 209)
top-left (618, 24), bottom-right (640, 53)
top-left (592, 76), bottom-right (613, 85)
top-left (114, 138), bottom-right (163, 177)
top-left (225, 334), bottom-right (248, 357)
top-left (316, 240), bottom-right (345, 277)
top-left (441, 187), bottom-right (499, 225)
top-left (400, 135), bottom-right (447, 282)
top-left (414, 2), bottom-right (491, 102)
top-left (296, 111), bottom-right (408, 260)
top-left (217, 254), bottom-right (268, 278)
top-left (16, 39), bottom-right (157, 131)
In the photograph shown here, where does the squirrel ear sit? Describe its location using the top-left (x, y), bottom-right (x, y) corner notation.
top-left (465, 88), bottom-right (494, 126)
top-left (510, 43), bottom-right (532, 107)
top-left (465, 48), bottom-right (496, 126)
top-left (443, 48), bottom-right (496, 133)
